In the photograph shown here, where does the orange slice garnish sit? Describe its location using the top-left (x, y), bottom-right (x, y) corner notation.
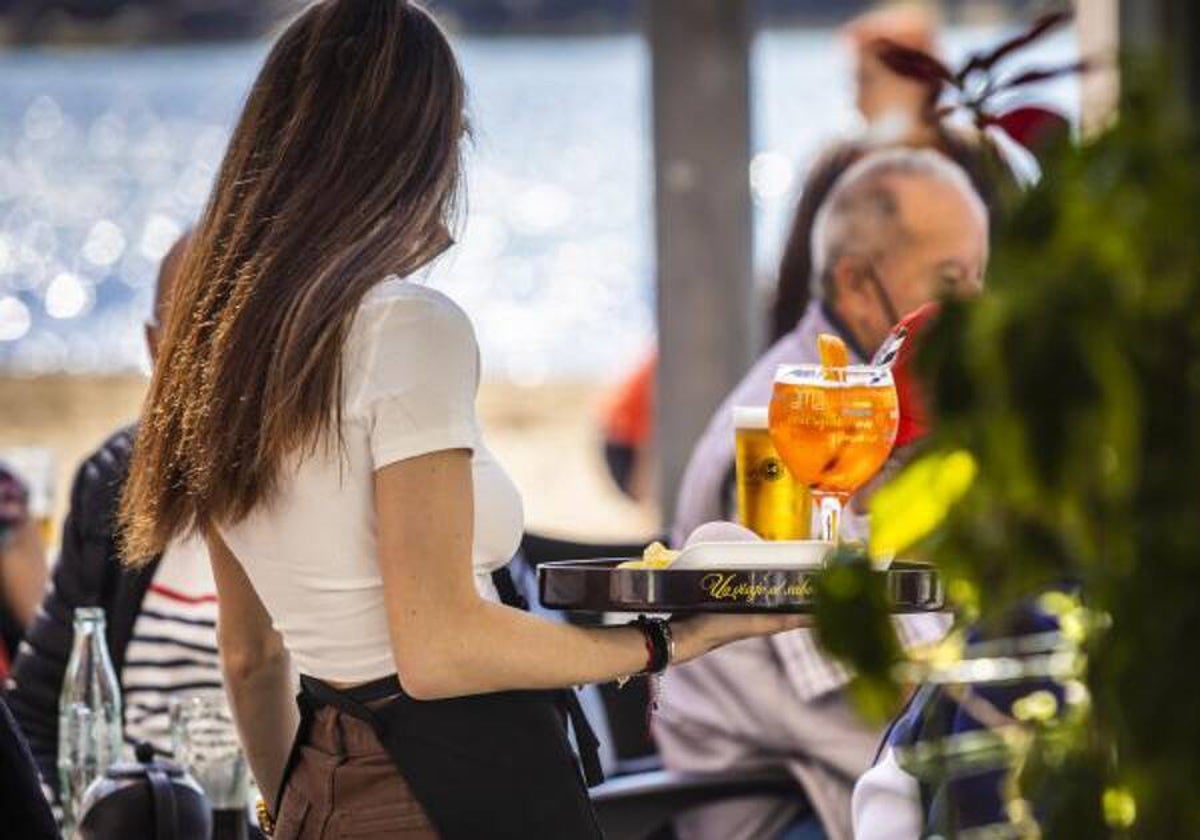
top-left (817, 333), bottom-right (849, 379)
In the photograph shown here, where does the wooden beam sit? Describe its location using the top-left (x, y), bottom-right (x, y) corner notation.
top-left (1076, 0), bottom-right (1120, 136)
top-left (648, 0), bottom-right (755, 525)
top-left (1120, 0), bottom-right (1200, 113)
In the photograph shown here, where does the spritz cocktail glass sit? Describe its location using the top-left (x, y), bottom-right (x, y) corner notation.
top-left (768, 364), bottom-right (899, 542)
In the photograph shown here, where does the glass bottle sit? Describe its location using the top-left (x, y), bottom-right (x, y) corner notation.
top-left (58, 607), bottom-right (123, 834)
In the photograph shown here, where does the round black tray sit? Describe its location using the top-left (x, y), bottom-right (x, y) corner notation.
top-left (537, 558), bottom-right (944, 614)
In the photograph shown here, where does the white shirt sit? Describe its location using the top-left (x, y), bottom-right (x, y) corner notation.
top-left (220, 279), bottom-right (524, 683)
top-left (852, 747), bottom-right (923, 839)
top-left (671, 301), bottom-right (949, 700)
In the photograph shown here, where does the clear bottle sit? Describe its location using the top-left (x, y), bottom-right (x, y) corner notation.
top-left (58, 607), bottom-right (123, 834)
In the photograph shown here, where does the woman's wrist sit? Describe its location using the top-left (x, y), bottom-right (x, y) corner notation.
top-left (668, 615), bottom-right (725, 664)
top-left (630, 616), bottom-right (673, 673)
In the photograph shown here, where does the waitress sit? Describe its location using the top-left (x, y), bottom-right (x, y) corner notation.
top-left (118, 2), bottom-right (804, 838)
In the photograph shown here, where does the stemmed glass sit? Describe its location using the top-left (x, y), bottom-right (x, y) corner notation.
top-left (768, 363), bottom-right (899, 543)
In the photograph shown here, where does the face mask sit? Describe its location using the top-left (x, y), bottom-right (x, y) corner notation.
top-left (863, 261), bottom-right (902, 328)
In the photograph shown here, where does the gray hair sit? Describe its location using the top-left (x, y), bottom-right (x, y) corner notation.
top-left (809, 148), bottom-right (983, 300)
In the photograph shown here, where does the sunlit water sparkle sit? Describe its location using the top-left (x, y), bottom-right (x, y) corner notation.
top-left (0, 27), bottom-right (1076, 382)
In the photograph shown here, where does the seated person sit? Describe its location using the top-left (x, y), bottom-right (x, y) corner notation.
top-left (853, 306), bottom-right (1067, 837)
top-left (5, 232), bottom-right (212, 796)
top-left (0, 694), bottom-right (58, 839)
top-left (767, 4), bottom-right (1010, 347)
top-left (854, 601), bottom-right (1065, 837)
top-left (0, 462), bottom-right (47, 679)
top-left (657, 147), bottom-right (990, 840)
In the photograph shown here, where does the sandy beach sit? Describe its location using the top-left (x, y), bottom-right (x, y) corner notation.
top-left (0, 374), bottom-right (660, 546)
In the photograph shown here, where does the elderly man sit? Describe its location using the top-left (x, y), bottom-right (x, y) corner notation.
top-left (658, 148), bottom-right (989, 840)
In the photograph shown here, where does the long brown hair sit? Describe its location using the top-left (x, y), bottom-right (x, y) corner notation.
top-left (120, 0), bottom-right (466, 562)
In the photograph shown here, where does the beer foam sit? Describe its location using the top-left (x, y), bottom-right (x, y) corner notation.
top-left (733, 406), bottom-right (769, 429)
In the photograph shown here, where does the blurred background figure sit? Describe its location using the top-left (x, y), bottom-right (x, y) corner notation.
top-left (5, 231), bottom-right (221, 802)
top-left (768, 1), bottom-right (1010, 345)
top-left (599, 350), bottom-right (656, 504)
top-left (847, 4), bottom-right (942, 144)
top-left (0, 461), bottom-right (47, 678)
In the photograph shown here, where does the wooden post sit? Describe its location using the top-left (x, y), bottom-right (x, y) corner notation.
top-left (1120, 0), bottom-right (1200, 113)
top-left (1076, 0), bottom-right (1120, 136)
top-left (648, 0), bottom-right (755, 525)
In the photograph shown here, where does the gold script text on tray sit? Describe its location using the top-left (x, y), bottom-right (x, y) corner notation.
top-left (700, 573), bottom-right (814, 603)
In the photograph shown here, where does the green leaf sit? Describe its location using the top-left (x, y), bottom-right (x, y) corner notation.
top-left (868, 450), bottom-right (977, 559)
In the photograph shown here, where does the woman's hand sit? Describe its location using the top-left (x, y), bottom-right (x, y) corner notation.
top-left (669, 521), bottom-right (815, 663)
top-left (671, 612), bottom-right (812, 665)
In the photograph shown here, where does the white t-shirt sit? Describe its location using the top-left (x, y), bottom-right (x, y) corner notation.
top-left (219, 278), bottom-right (524, 683)
top-left (852, 746), bottom-right (924, 839)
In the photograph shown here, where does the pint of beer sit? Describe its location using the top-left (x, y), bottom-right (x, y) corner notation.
top-left (733, 407), bottom-right (811, 540)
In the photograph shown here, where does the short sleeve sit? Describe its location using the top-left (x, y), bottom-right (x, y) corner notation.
top-left (346, 286), bottom-right (480, 470)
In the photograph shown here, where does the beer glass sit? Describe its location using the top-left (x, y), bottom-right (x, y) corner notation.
top-left (768, 364), bottom-right (898, 542)
top-left (171, 693), bottom-right (249, 840)
top-left (733, 407), bottom-right (811, 540)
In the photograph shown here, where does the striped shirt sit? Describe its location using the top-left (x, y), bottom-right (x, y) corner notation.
top-left (773, 613), bottom-right (952, 702)
top-left (120, 536), bottom-right (220, 756)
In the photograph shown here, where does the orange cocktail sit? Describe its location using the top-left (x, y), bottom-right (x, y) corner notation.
top-left (768, 364), bottom-right (898, 542)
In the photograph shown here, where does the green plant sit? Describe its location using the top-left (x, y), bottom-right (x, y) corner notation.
top-left (814, 74), bottom-right (1200, 837)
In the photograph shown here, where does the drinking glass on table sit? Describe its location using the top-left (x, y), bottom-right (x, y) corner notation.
top-left (171, 692), bottom-right (250, 840)
top-left (768, 364), bottom-right (898, 543)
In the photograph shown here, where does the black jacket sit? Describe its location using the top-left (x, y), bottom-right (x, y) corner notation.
top-left (0, 695), bottom-right (59, 838)
top-left (4, 427), bottom-right (161, 794)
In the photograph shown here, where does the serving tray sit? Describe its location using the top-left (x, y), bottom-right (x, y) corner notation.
top-left (537, 558), bottom-right (944, 615)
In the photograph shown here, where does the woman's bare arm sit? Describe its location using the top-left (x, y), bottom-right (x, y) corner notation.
top-left (205, 531), bottom-right (299, 806)
top-left (377, 449), bottom-right (807, 701)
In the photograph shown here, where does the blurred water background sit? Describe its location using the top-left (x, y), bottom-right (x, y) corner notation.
top-left (0, 26), bottom-right (1077, 384)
